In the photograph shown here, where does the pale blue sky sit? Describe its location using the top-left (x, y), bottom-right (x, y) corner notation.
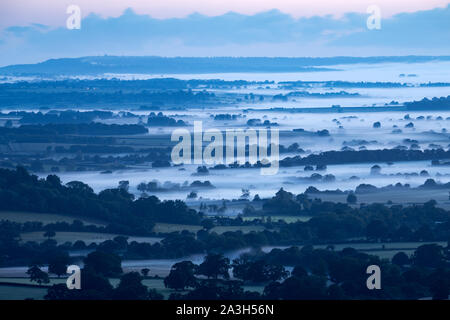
top-left (0, 1), bottom-right (449, 66)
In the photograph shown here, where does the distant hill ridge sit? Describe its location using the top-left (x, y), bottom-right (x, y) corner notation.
top-left (1, 56), bottom-right (450, 76)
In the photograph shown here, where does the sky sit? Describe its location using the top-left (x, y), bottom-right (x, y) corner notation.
top-left (0, 0), bottom-right (449, 66)
top-left (2, 0), bottom-right (449, 27)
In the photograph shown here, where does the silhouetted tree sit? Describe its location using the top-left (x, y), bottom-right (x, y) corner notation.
top-left (113, 272), bottom-right (148, 300)
top-left (346, 193), bottom-right (357, 204)
top-left (27, 265), bottom-right (49, 285)
top-left (84, 250), bottom-right (123, 277)
top-left (197, 254), bottom-right (230, 279)
top-left (164, 261), bottom-right (197, 290)
top-left (392, 252), bottom-right (410, 266)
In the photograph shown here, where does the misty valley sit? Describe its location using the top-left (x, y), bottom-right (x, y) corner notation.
top-left (0, 58), bottom-right (449, 301)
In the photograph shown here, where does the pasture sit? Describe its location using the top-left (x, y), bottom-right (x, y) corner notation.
top-left (0, 277), bottom-right (264, 300)
top-left (242, 215), bottom-right (312, 223)
top-left (152, 222), bottom-right (267, 234)
top-left (0, 211), bottom-right (106, 227)
top-left (20, 231), bottom-right (162, 245)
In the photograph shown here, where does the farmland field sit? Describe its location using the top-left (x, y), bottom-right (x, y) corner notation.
top-left (308, 190), bottom-right (450, 209)
top-left (210, 225), bottom-right (266, 234)
top-left (0, 277), bottom-right (265, 300)
top-left (0, 284), bottom-right (48, 300)
top-left (152, 223), bottom-right (267, 234)
top-left (0, 211), bottom-right (106, 227)
top-left (242, 215), bottom-right (313, 223)
top-left (20, 231), bottom-right (162, 244)
top-left (152, 223), bottom-right (203, 234)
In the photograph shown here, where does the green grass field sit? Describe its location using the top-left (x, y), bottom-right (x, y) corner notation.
top-left (361, 249), bottom-right (414, 260)
top-left (152, 223), bottom-right (203, 233)
top-left (20, 231), bottom-right (162, 244)
top-left (210, 225), bottom-right (266, 234)
top-left (309, 189), bottom-right (450, 209)
top-left (0, 284), bottom-right (48, 300)
top-left (0, 211), bottom-right (106, 227)
top-left (0, 277), bottom-right (186, 300)
top-left (1, 212), bottom-right (271, 238)
top-left (0, 277), bottom-right (264, 300)
top-left (242, 215), bottom-right (312, 223)
top-left (152, 223), bottom-right (267, 234)
top-left (312, 241), bottom-right (448, 251)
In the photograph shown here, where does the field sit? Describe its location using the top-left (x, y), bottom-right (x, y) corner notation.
top-left (20, 231), bottom-right (162, 244)
top-left (0, 211), bottom-right (106, 227)
top-left (210, 225), bottom-right (266, 234)
top-left (152, 223), bottom-right (203, 233)
top-left (0, 284), bottom-right (48, 300)
top-left (0, 277), bottom-right (263, 300)
top-left (312, 241), bottom-right (448, 260)
top-left (152, 223), bottom-right (267, 234)
top-left (242, 215), bottom-right (312, 223)
top-left (0, 277), bottom-right (181, 300)
top-left (309, 189), bottom-right (450, 209)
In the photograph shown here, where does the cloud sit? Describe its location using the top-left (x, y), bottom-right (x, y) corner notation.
top-left (330, 5), bottom-right (450, 48)
top-left (0, 5), bottom-right (449, 66)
